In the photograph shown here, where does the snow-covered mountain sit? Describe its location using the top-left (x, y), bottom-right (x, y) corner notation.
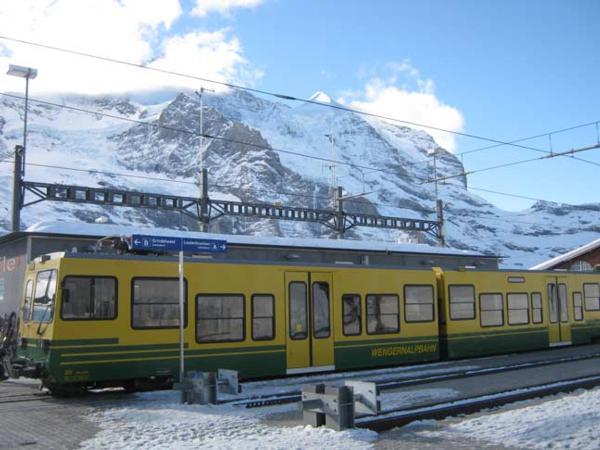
top-left (1, 89), bottom-right (598, 268)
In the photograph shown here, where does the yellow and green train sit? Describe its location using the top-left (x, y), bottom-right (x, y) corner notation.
top-left (8, 251), bottom-right (600, 394)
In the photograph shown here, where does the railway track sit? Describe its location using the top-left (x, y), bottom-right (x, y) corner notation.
top-left (356, 373), bottom-right (600, 431)
top-left (231, 350), bottom-right (600, 408)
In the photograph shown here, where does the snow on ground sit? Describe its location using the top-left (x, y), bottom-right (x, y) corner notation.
top-left (80, 390), bottom-right (377, 450)
top-left (402, 387), bottom-right (600, 450)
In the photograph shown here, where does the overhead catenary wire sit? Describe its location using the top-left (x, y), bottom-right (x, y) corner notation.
top-left (0, 91), bottom-right (402, 177)
top-left (5, 90), bottom-right (599, 196)
top-left (1, 90), bottom-right (599, 217)
top-left (421, 143), bottom-right (600, 185)
top-left (1, 91), bottom-right (598, 217)
top-left (456, 120), bottom-right (600, 157)
top-left (3, 33), bottom-right (598, 164)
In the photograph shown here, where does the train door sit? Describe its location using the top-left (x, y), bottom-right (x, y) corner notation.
top-left (546, 276), bottom-right (572, 346)
top-left (285, 271), bottom-right (334, 374)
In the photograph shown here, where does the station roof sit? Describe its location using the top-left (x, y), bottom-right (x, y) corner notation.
top-left (529, 237), bottom-right (600, 270)
top-left (2, 221), bottom-right (492, 258)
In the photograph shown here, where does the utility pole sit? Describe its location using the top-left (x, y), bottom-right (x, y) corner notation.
top-left (334, 186), bottom-right (344, 239)
top-left (11, 145), bottom-right (24, 233)
top-left (196, 87), bottom-right (214, 232)
top-left (436, 199), bottom-right (446, 247)
top-left (428, 147), bottom-right (445, 246)
top-left (325, 134), bottom-right (337, 206)
top-left (428, 148), bottom-right (439, 204)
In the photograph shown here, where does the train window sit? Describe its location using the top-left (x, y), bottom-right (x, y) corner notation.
top-left (197, 295), bottom-right (244, 343)
top-left (507, 293), bottom-right (529, 325)
top-left (479, 293), bottom-right (504, 327)
top-left (132, 278), bottom-right (187, 329)
top-left (252, 295), bottom-right (274, 340)
top-left (448, 285), bottom-right (475, 320)
top-left (342, 294), bottom-right (361, 336)
top-left (583, 283), bottom-right (600, 311)
top-left (32, 270), bottom-right (57, 323)
top-left (531, 293), bottom-right (543, 324)
top-left (548, 284), bottom-right (558, 323)
top-left (573, 293), bottom-right (584, 321)
top-left (558, 284), bottom-right (569, 323)
top-left (61, 277), bottom-right (117, 320)
top-left (404, 285), bottom-right (434, 322)
top-left (312, 283), bottom-right (330, 339)
top-left (22, 280), bottom-right (33, 321)
top-left (366, 294), bottom-right (399, 334)
top-left (289, 282), bottom-right (308, 340)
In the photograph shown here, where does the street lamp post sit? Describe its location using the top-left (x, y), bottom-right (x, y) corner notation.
top-left (7, 64), bottom-right (37, 232)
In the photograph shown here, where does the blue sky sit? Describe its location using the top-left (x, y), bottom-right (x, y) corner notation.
top-left (2, 0), bottom-right (599, 211)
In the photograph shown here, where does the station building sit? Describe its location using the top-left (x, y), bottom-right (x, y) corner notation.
top-left (0, 221), bottom-right (500, 318)
top-left (530, 237), bottom-right (600, 272)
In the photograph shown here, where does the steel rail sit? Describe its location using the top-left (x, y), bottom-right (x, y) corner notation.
top-left (356, 373), bottom-right (600, 431)
top-left (230, 349), bottom-right (600, 408)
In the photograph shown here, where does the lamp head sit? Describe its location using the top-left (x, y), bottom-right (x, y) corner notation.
top-left (7, 64), bottom-right (38, 80)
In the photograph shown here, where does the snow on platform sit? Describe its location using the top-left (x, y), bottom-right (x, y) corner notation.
top-left (399, 387), bottom-right (600, 449)
top-left (80, 384), bottom-right (600, 449)
top-left (80, 390), bottom-right (377, 450)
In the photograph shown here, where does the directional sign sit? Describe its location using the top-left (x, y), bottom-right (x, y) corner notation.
top-left (181, 238), bottom-right (227, 253)
top-left (130, 234), bottom-right (227, 253)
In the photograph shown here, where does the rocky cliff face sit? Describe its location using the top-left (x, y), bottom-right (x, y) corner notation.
top-left (0, 90), bottom-right (598, 268)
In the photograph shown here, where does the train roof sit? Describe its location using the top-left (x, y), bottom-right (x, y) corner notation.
top-left (21, 221), bottom-right (490, 258)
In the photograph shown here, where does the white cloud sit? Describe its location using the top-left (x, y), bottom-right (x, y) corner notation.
top-left (0, 0), bottom-right (260, 96)
top-left (192, 0), bottom-right (263, 17)
top-left (343, 61), bottom-right (464, 152)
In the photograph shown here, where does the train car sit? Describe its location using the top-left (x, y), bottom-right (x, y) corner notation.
top-left (11, 251), bottom-right (440, 394)
top-left (7, 250), bottom-right (600, 395)
top-left (438, 269), bottom-right (600, 359)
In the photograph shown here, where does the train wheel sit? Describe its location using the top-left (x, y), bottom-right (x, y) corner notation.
top-left (46, 383), bottom-right (86, 397)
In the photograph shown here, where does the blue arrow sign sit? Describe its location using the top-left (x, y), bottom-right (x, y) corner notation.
top-left (130, 234), bottom-right (227, 253)
top-left (181, 238), bottom-right (227, 253)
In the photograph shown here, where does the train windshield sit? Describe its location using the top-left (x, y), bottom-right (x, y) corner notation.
top-left (31, 270), bottom-right (57, 323)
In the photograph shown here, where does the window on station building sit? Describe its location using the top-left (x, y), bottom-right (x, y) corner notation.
top-left (531, 292), bottom-right (543, 324)
top-left (479, 293), bottom-right (504, 327)
top-left (570, 260), bottom-right (593, 272)
top-left (573, 292), bottom-right (584, 321)
top-left (507, 293), bottom-right (529, 325)
top-left (32, 270), bottom-right (57, 323)
top-left (132, 278), bottom-right (186, 329)
top-left (449, 285), bottom-right (475, 320)
top-left (197, 294), bottom-right (244, 343)
top-left (404, 285), bottom-right (434, 322)
top-left (342, 294), bottom-right (361, 336)
top-left (584, 283), bottom-right (600, 311)
top-left (366, 294), bottom-right (399, 334)
top-left (251, 295), bottom-right (274, 340)
top-left (61, 277), bottom-right (117, 320)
